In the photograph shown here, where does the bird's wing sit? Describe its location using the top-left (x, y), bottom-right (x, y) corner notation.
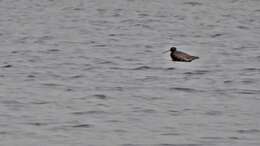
top-left (174, 51), bottom-right (192, 61)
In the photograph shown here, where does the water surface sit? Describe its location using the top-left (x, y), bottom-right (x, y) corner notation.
top-left (0, 0), bottom-right (260, 146)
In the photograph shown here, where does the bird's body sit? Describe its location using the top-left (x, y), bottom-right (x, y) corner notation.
top-left (169, 47), bottom-right (199, 62)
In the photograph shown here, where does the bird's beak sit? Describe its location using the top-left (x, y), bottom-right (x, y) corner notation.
top-left (162, 50), bottom-right (170, 54)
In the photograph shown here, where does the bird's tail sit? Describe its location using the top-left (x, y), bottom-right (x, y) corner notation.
top-left (192, 56), bottom-right (199, 60)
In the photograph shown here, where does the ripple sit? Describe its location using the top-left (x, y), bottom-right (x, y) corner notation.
top-left (231, 0), bottom-right (239, 3)
top-left (131, 66), bottom-right (175, 71)
top-left (2, 64), bottom-right (12, 68)
top-left (216, 89), bottom-right (260, 95)
top-left (138, 13), bottom-right (150, 17)
top-left (233, 46), bottom-right (247, 50)
top-left (93, 94), bottom-right (107, 99)
top-left (66, 88), bottom-right (73, 92)
top-left (200, 136), bottom-right (224, 140)
top-left (96, 8), bottom-right (106, 13)
top-left (2, 100), bottom-right (26, 109)
top-left (96, 60), bottom-right (117, 65)
top-left (229, 136), bottom-right (240, 140)
top-left (174, 15), bottom-right (186, 21)
top-left (243, 68), bottom-right (260, 72)
top-left (27, 74), bottom-right (36, 78)
top-left (108, 33), bottom-right (117, 36)
top-left (134, 24), bottom-right (153, 29)
top-left (237, 129), bottom-right (260, 134)
top-left (132, 66), bottom-right (152, 70)
top-left (11, 50), bottom-right (19, 54)
top-left (204, 110), bottom-right (222, 116)
top-left (122, 144), bottom-right (139, 146)
top-left (70, 75), bottom-right (84, 79)
top-left (29, 101), bottom-right (52, 105)
top-left (160, 133), bottom-right (181, 136)
top-left (15, 36), bottom-right (31, 44)
top-left (110, 66), bottom-right (175, 71)
top-left (241, 79), bottom-right (255, 84)
top-left (114, 129), bottom-right (127, 133)
top-left (144, 45), bottom-right (153, 48)
top-left (26, 122), bottom-right (48, 126)
top-left (165, 67), bottom-right (175, 70)
top-left (47, 49), bottom-right (60, 52)
top-left (95, 86), bottom-right (123, 91)
top-left (236, 89), bottom-right (260, 95)
top-left (168, 110), bottom-right (181, 116)
top-left (0, 131), bottom-right (9, 135)
top-left (136, 76), bottom-right (159, 82)
top-left (72, 110), bottom-right (107, 115)
top-left (257, 56), bottom-right (260, 61)
top-left (105, 120), bottom-right (122, 123)
top-left (93, 44), bottom-right (107, 48)
top-left (2, 100), bottom-right (22, 105)
top-left (184, 70), bottom-right (210, 75)
top-left (224, 80), bottom-right (233, 84)
top-left (34, 36), bottom-right (54, 44)
top-left (41, 83), bottom-right (63, 87)
top-left (132, 108), bottom-right (157, 114)
top-left (237, 26), bottom-right (250, 30)
top-left (72, 7), bottom-right (83, 11)
top-left (71, 124), bottom-right (92, 128)
top-left (210, 33), bottom-right (224, 38)
top-left (156, 144), bottom-right (201, 146)
top-left (109, 67), bottom-right (127, 70)
top-left (183, 2), bottom-right (202, 6)
top-left (170, 87), bottom-right (203, 93)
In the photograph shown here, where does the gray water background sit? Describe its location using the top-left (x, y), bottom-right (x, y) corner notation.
top-left (0, 0), bottom-right (260, 145)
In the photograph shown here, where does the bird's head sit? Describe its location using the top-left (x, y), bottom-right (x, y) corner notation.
top-left (170, 47), bottom-right (177, 52)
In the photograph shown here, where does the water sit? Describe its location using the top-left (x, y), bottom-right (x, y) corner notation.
top-left (0, 0), bottom-right (260, 145)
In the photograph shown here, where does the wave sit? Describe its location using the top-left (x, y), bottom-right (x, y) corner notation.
top-left (110, 66), bottom-right (175, 71)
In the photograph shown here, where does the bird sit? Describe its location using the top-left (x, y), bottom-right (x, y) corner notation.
top-left (163, 47), bottom-right (199, 62)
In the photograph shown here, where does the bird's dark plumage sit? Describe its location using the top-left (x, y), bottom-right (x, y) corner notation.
top-left (169, 47), bottom-right (199, 62)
